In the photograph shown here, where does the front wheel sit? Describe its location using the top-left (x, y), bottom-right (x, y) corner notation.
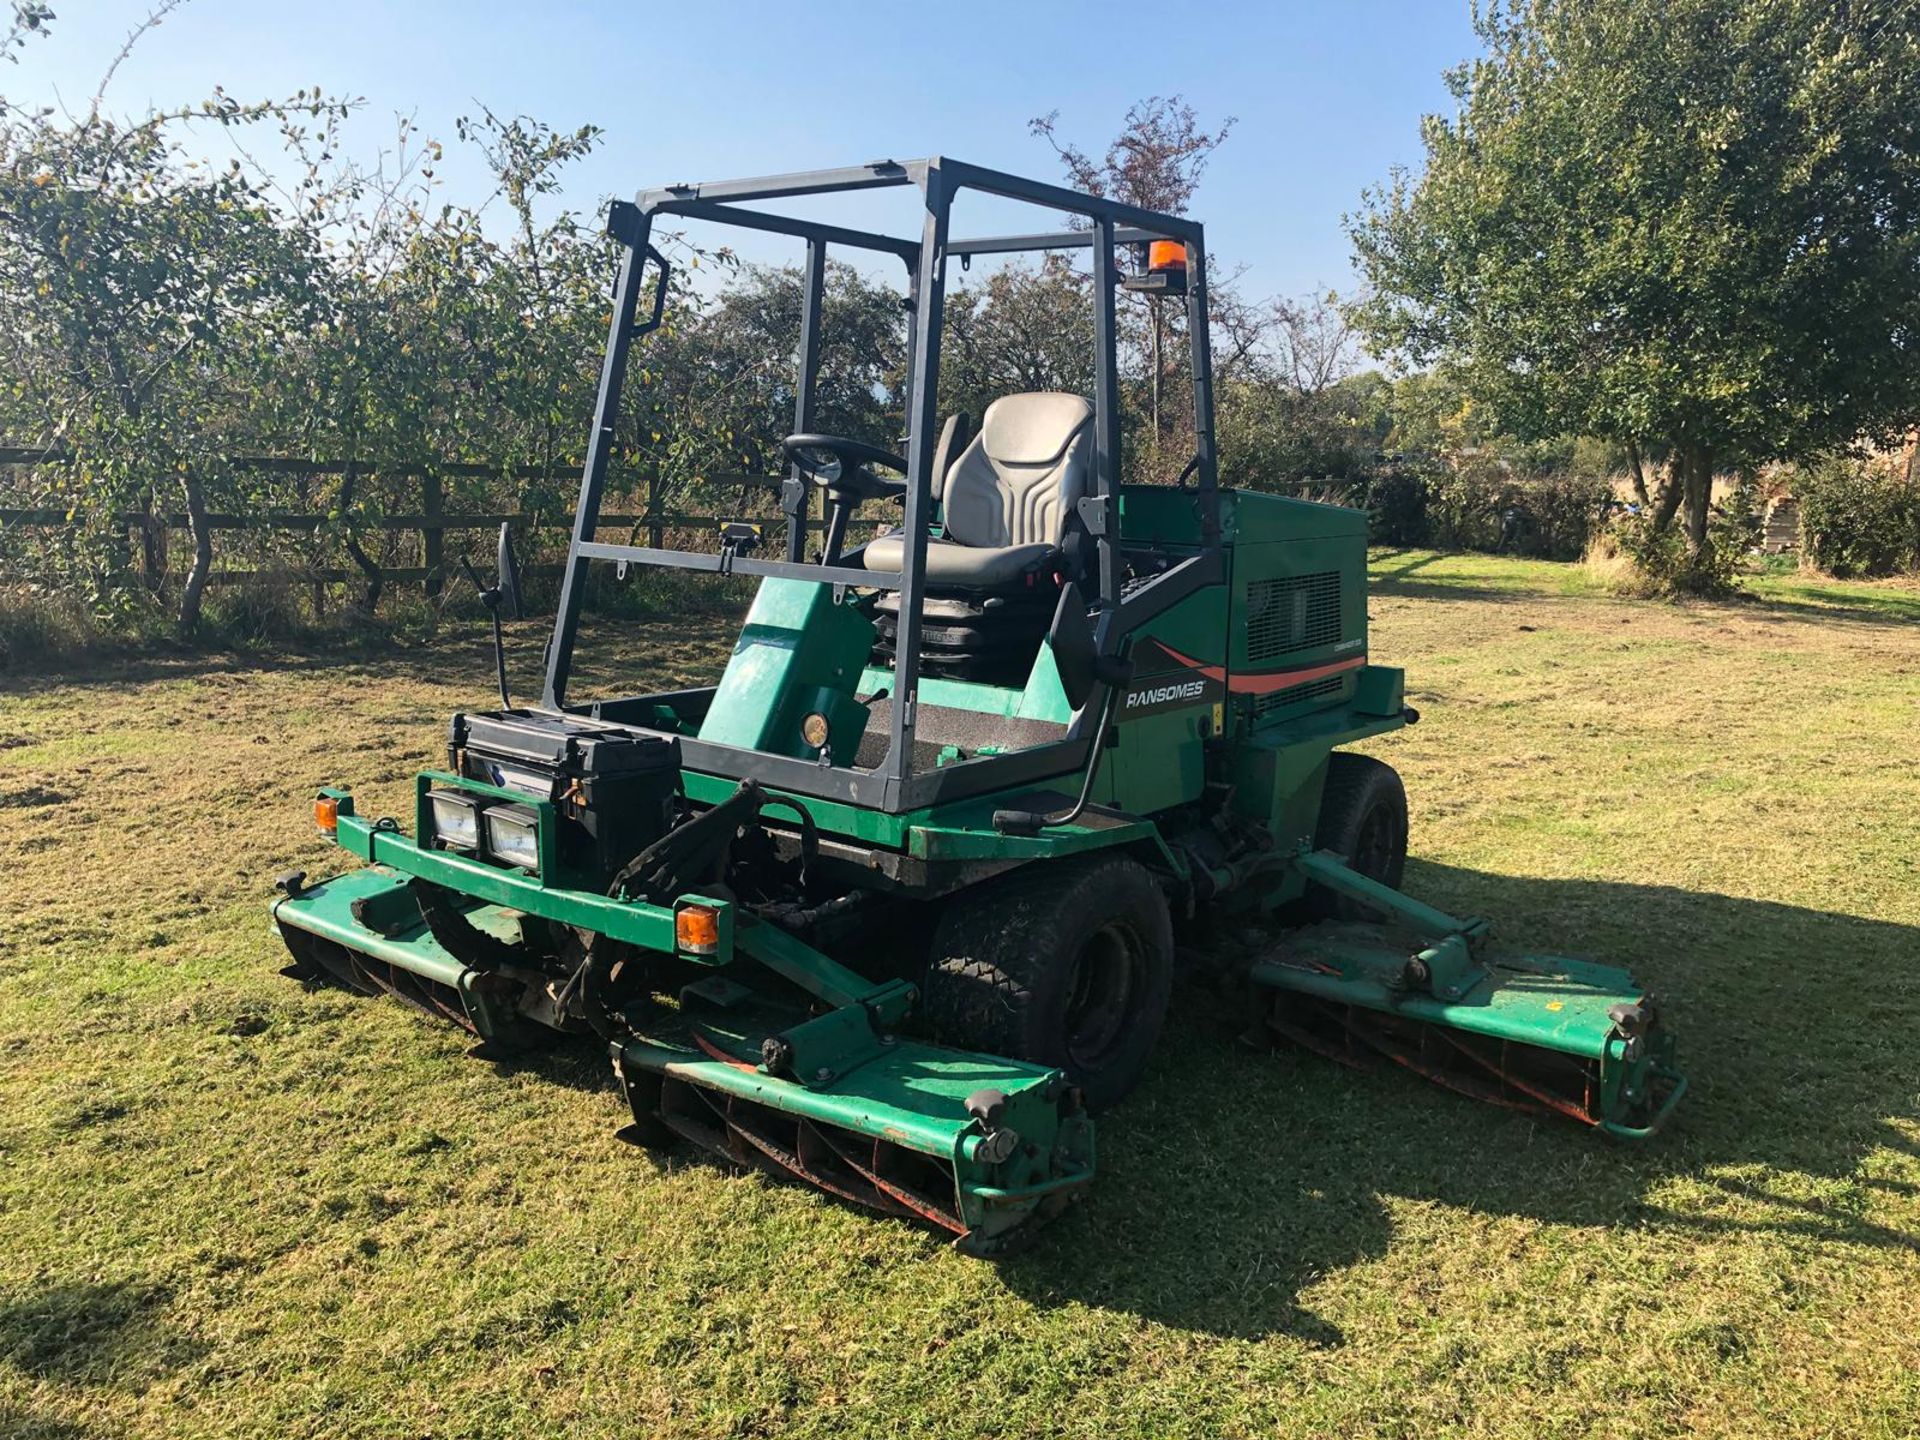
top-left (921, 854), bottom-right (1174, 1111)
top-left (1307, 752), bottom-right (1409, 920)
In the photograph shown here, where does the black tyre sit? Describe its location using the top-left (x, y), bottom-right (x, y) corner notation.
top-left (1308, 752), bottom-right (1409, 920)
top-left (921, 853), bottom-right (1174, 1110)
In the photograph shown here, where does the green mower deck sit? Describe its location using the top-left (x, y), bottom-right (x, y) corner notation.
top-left (275, 859), bottom-right (1096, 1255)
top-left (1248, 851), bottom-right (1685, 1139)
top-left (617, 1033), bottom-right (1091, 1254)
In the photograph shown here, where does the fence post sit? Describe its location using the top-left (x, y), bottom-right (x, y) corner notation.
top-left (421, 468), bottom-right (445, 598)
top-left (647, 471), bottom-right (664, 549)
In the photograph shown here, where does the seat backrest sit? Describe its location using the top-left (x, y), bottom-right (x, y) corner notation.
top-left (939, 392), bottom-right (1092, 549)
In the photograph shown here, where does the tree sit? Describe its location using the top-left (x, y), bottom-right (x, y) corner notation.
top-left (1216, 368), bottom-right (1391, 490)
top-left (0, 5), bottom-right (686, 624)
top-left (939, 255), bottom-right (1093, 429)
top-left (1270, 290), bottom-right (1363, 399)
top-left (1031, 97), bottom-right (1236, 475)
top-left (251, 108), bottom-right (624, 606)
top-left (0, 78), bottom-right (349, 628)
top-left (644, 260), bottom-right (906, 501)
top-left (1030, 96), bottom-right (1235, 217)
top-left (1349, 0), bottom-right (1920, 584)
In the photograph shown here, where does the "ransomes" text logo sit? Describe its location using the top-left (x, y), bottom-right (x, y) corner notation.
top-left (1126, 679), bottom-right (1208, 708)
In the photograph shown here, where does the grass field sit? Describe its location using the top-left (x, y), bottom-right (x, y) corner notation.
top-left (3, 552), bottom-right (1918, 1439)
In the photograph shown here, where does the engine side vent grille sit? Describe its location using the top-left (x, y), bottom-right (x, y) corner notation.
top-left (1254, 675), bottom-right (1347, 716)
top-left (1245, 572), bottom-right (1342, 662)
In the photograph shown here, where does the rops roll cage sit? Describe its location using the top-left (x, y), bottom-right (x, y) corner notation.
top-left (541, 157), bottom-right (1226, 814)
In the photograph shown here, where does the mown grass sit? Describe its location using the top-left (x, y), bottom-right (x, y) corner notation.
top-left (2, 555), bottom-right (1918, 1439)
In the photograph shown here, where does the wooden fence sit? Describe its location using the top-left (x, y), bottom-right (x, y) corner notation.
top-left (0, 449), bottom-right (870, 599)
top-left (0, 446), bottom-right (1373, 603)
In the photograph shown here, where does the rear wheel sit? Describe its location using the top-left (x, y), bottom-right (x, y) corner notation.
top-left (1307, 752), bottom-right (1409, 920)
top-left (921, 854), bottom-right (1174, 1110)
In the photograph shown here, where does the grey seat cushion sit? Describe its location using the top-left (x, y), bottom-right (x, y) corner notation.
top-left (861, 535), bottom-right (1057, 587)
top-left (940, 393), bottom-right (1093, 548)
top-left (859, 391), bottom-right (1091, 591)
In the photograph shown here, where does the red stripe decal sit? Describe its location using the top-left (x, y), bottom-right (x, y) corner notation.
top-left (1155, 644), bottom-right (1366, 696)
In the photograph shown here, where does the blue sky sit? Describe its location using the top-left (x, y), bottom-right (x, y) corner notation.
top-left (11, 0), bottom-right (1478, 300)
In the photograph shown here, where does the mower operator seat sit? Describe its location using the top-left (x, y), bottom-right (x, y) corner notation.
top-left (862, 391), bottom-right (1092, 588)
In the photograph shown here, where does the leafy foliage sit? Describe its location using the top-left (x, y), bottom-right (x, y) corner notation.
top-left (0, 24), bottom-right (718, 628)
top-left (1350, 0), bottom-right (1920, 585)
top-left (1, 3), bottom-right (53, 66)
top-left (20, 12), bottom-right (1890, 645)
top-left (647, 260), bottom-right (906, 485)
top-left (1593, 511), bottom-right (1746, 596)
top-left (940, 255), bottom-right (1092, 429)
top-left (1029, 96), bottom-right (1242, 481)
top-left (0, 80), bottom-right (348, 625)
top-left (1793, 452), bottom-right (1920, 578)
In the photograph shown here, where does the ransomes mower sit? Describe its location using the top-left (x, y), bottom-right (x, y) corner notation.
top-left (272, 157), bottom-right (1686, 1254)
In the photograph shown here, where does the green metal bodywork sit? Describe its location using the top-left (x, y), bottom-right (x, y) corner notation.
top-left (277, 802), bottom-right (1097, 1250)
top-left (327, 785), bottom-right (684, 954)
top-left (698, 579), bottom-right (875, 761)
top-left (1252, 938), bottom-right (1685, 1141)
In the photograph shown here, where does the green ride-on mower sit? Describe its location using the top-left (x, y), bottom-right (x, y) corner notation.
top-left (272, 157), bottom-right (1685, 1255)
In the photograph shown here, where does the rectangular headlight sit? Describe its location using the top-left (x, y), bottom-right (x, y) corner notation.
top-left (482, 802), bottom-right (541, 871)
top-left (427, 788), bottom-right (487, 851)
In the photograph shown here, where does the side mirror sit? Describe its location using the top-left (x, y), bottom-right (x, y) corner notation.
top-left (496, 522), bottom-right (523, 621)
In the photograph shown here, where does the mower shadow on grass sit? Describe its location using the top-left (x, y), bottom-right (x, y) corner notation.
top-left (0, 1405), bottom-right (95, 1440)
top-left (474, 1034), bottom-right (623, 1098)
top-left (996, 862), bottom-right (1920, 1342)
top-left (0, 1278), bottom-right (205, 1396)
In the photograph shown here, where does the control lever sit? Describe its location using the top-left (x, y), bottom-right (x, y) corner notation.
top-left (992, 647), bottom-right (1135, 837)
top-left (461, 550), bottom-right (513, 713)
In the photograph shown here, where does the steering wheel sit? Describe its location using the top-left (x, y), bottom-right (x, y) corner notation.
top-left (781, 433), bottom-right (908, 502)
